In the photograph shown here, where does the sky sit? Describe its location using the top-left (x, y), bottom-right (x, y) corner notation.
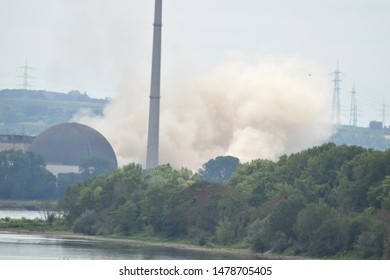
top-left (1, 0), bottom-right (390, 168)
top-left (0, 0), bottom-right (389, 127)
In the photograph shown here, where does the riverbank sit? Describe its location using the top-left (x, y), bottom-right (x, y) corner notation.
top-left (0, 228), bottom-right (298, 260)
top-left (0, 209), bottom-right (303, 260)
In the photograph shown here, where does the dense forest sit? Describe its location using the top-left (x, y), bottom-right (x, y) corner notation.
top-left (59, 143), bottom-right (390, 259)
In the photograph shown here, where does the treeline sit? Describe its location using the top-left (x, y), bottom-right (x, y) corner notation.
top-left (0, 150), bottom-right (111, 199)
top-left (0, 150), bottom-right (57, 199)
top-left (59, 143), bottom-right (390, 259)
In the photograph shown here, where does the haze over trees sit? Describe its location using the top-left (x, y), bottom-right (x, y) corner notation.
top-left (59, 143), bottom-right (390, 259)
top-left (0, 150), bottom-right (113, 199)
top-left (0, 150), bottom-right (56, 199)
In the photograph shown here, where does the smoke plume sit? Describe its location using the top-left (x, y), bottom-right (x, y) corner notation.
top-left (73, 54), bottom-right (332, 170)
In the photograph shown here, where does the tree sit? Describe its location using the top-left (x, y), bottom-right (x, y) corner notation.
top-left (367, 176), bottom-right (390, 210)
top-left (56, 143), bottom-right (390, 258)
top-left (335, 150), bottom-right (390, 212)
top-left (113, 200), bottom-right (140, 235)
top-left (59, 163), bottom-right (145, 234)
top-left (142, 165), bottom-right (184, 233)
top-left (263, 194), bottom-right (306, 249)
top-left (228, 159), bottom-right (277, 205)
top-left (198, 156), bottom-right (240, 183)
top-left (293, 200), bottom-right (345, 257)
top-left (0, 150), bottom-right (57, 199)
top-left (72, 209), bottom-right (98, 235)
top-left (346, 210), bottom-right (387, 258)
top-left (216, 217), bottom-right (235, 245)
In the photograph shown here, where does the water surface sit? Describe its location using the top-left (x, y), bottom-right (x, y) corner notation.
top-left (0, 232), bottom-right (254, 260)
top-left (0, 210), bottom-right (258, 260)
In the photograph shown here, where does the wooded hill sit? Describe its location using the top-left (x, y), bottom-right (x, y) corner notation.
top-left (0, 89), bottom-right (107, 135)
top-left (59, 143), bottom-right (390, 259)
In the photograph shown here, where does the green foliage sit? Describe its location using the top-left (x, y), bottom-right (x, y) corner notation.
top-left (0, 150), bottom-right (57, 199)
top-left (229, 159), bottom-right (276, 206)
top-left (0, 150), bottom-right (109, 200)
top-left (216, 217), bottom-right (235, 245)
top-left (367, 176), bottom-right (390, 210)
top-left (0, 216), bottom-right (68, 232)
top-left (72, 209), bottom-right (98, 235)
top-left (334, 150), bottom-right (390, 212)
top-left (246, 219), bottom-right (268, 252)
top-left (58, 143), bottom-right (390, 259)
top-left (267, 195), bottom-right (305, 236)
top-left (345, 210), bottom-right (389, 259)
top-left (294, 200), bottom-right (345, 257)
top-left (355, 222), bottom-right (386, 259)
top-left (198, 156), bottom-right (240, 183)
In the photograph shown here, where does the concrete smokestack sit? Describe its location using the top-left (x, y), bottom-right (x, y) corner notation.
top-left (146, 0), bottom-right (162, 169)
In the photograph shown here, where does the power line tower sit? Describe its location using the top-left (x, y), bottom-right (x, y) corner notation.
top-left (349, 85), bottom-right (357, 127)
top-left (331, 61), bottom-right (341, 125)
top-left (18, 59), bottom-right (34, 90)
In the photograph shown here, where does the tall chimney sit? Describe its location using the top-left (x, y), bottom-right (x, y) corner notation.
top-left (146, 0), bottom-right (163, 169)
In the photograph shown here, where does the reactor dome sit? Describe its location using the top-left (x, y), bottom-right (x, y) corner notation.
top-left (28, 122), bottom-right (117, 175)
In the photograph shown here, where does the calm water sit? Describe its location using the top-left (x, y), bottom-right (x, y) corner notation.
top-left (0, 210), bottom-right (257, 260)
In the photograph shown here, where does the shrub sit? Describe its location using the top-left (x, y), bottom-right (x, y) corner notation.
top-left (216, 217), bottom-right (235, 245)
top-left (72, 210), bottom-right (98, 235)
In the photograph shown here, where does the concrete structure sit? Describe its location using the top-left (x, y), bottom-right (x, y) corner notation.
top-left (28, 122), bottom-right (117, 176)
top-left (146, 0), bottom-right (163, 169)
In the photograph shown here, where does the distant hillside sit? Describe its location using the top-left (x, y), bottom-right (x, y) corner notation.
top-left (2, 88), bottom-right (390, 153)
top-left (0, 89), bottom-right (108, 135)
top-left (329, 125), bottom-right (390, 151)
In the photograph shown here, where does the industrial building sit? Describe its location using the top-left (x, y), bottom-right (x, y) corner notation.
top-left (1, 123), bottom-right (117, 177)
top-left (28, 122), bottom-right (117, 176)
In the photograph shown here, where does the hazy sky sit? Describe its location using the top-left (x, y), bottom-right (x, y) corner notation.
top-left (1, 0), bottom-right (389, 127)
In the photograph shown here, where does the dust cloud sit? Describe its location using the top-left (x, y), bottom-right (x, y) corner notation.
top-left (73, 54), bottom-right (332, 170)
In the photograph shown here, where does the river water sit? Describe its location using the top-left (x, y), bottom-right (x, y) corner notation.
top-left (0, 210), bottom-right (256, 260)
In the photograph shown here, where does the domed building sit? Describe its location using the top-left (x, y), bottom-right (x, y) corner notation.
top-left (28, 123), bottom-right (117, 176)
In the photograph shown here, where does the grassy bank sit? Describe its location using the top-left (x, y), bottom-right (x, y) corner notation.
top-left (0, 216), bottom-right (68, 233)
